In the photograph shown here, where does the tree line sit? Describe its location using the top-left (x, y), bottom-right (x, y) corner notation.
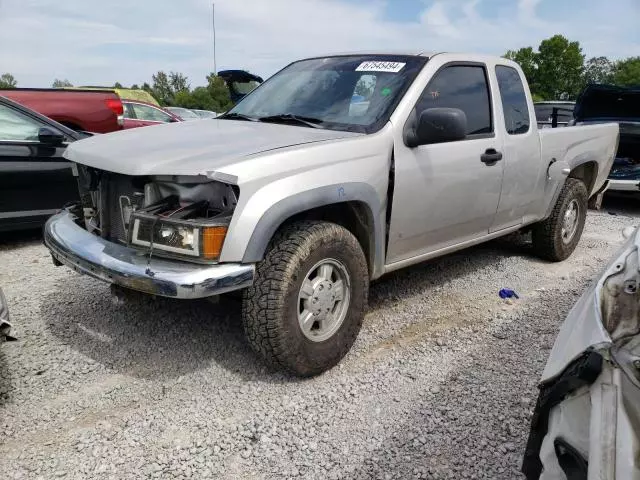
top-left (505, 34), bottom-right (639, 101)
top-left (1, 34), bottom-right (639, 105)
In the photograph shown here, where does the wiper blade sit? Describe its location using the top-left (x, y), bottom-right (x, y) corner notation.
top-left (259, 114), bottom-right (323, 129)
top-left (219, 112), bottom-right (259, 122)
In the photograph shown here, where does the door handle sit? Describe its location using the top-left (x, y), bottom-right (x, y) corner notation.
top-left (481, 149), bottom-right (503, 164)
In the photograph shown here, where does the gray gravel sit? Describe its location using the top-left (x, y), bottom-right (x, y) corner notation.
top-left (0, 199), bottom-right (638, 479)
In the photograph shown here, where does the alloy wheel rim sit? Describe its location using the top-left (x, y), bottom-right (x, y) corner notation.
top-left (297, 258), bottom-right (351, 342)
top-left (561, 199), bottom-right (580, 244)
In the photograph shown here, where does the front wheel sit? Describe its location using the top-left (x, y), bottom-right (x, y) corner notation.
top-left (242, 221), bottom-right (369, 377)
top-left (532, 178), bottom-right (588, 261)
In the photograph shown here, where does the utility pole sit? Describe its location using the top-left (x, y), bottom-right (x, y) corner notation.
top-left (212, 2), bottom-right (217, 76)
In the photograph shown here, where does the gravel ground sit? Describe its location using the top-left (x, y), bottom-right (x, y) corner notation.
top-left (0, 198), bottom-right (638, 479)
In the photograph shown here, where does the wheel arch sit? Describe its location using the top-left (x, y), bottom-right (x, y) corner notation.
top-left (568, 160), bottom-right (599, 196)
top-left (241, 183), bottom-right (385, 279)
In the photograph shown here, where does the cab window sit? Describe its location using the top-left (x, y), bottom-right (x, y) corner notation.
top-left (495, 66), bottom-right (530, 134)
top-left (416, 65), bottom-right (493, 136)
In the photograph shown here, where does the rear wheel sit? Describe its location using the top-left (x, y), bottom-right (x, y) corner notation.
top-left (241, 221), bottom-right (368, 377)
top-left (532, 178), bottom-right (588, 261)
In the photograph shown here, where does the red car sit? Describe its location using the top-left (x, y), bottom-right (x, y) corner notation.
top-left (0, 88), bottom-right (123, 133)
top-left (121, 100), bottom-right (181, 128)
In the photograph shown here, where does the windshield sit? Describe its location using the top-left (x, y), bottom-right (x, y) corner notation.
top-left (223, 55), bottom-right (428, 133)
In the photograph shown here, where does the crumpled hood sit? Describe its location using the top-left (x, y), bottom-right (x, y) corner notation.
top-left (541, 226), bottom-right (639, 382)
top-left (64, 119), bottom-right (363, 176)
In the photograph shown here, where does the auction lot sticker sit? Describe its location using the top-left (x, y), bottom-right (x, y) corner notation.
top-left (355, 61), bottom-right (406, 73)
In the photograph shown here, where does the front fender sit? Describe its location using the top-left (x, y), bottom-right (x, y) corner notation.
top-left (240, 183), bottom-right (385, 278)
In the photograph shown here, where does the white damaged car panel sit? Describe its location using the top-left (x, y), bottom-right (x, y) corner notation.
top-left (523, 227), bottom-right (640, 479)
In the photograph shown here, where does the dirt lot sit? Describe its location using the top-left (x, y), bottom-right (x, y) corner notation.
top-left (1, 196), bottom-right (638, 479)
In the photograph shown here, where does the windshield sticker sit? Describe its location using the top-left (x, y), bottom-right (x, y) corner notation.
top-left (356, 61), bottom-right (406, 73)
top-left (381, 87), bottom-right (392, 96)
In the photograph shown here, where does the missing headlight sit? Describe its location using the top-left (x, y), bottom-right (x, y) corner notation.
top-left (129, 193), bottom-right (231, 261)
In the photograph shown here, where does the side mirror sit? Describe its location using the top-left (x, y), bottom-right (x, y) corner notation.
top-left (38, 127), bottom-right (65, 146)
top-left (405, 108), bottom-right (467, 147)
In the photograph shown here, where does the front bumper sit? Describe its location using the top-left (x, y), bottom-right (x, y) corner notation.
top-left (44, 211), bottom-right (254, 299)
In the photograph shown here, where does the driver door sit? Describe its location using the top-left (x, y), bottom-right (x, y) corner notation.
top-left (386, 63), bottom-right (505, 265)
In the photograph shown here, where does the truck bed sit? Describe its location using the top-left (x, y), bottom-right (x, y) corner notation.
top-left (0, 88), bottom-right (123, 134)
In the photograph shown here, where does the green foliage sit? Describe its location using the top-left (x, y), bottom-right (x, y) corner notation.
top-left (151, 71), bottom-right (174, 106)
top-left (114, 81), bottom-right (124, 88)
top-left (508, 35), bottom-right (638, 100)
top-left (173, 87), bottom-right (214, 110)
top-left (205, 74), bottom-right (234, 112)
top-left (611, 57), bottom-right (640, 86)
top-left (0, 73), bottom-right (17, 88)
top-left (52, 78), bottom-right (73, 88)
top-left (536, 35), bottom-right (584, 100)
top-left (169, 72), bottom-right (190, 94)
top-left (131, 84), bottom-right (140, 90)
top-left (584, 57), bottom-right (614, 85)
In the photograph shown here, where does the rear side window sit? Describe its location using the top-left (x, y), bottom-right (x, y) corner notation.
top-left (416, 65), bottom-right (492, 136)
top-left (495, 66), bottom-right (530, 134)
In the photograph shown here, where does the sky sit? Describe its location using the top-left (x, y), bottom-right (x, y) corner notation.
top-left (0, 0), bottom-right (638, 88)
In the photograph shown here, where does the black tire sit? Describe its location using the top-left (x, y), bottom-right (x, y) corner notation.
top-left (242, 221), bottom-right (368, 377)
top-left (532, 178), bottom-right (588, 261)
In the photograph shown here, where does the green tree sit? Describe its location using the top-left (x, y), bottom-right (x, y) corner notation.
top-left (612, 57), bottom-right (640, 86)
top-left (141, 82), bottom-right (153, 93)
top-left (169, 72), bottom-right (190, 94)
top-left (0, 73), bottom-right (17, 88)
top-left (52, 78), bottom-right (73, 88)
top-left (131, 84), bottom-right (140, 90)
top-left (114, 81), bottom-right (124, 88)
top-left (206, 74), bottom-right (233, 112)
top-left (174, 87), bottom-right (216, 110)
top-left (536, 35), bottom-right (584, 100)
top-left (583, 56), bottom-right (614, 85)
top-left (151, 71), bottom-right (174, 106)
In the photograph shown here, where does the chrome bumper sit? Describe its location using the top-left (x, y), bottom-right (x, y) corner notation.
top-left (607, 179), bottom-right (640, 192)
top-left (44, 211), bottom-right (254, 299)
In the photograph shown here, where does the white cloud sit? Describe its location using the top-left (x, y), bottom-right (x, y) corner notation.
top-left (0, 0), bottom-right (637, 88)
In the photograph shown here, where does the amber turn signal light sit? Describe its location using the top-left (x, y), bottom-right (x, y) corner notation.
top-left (202, 226), bottom-right (228, 259)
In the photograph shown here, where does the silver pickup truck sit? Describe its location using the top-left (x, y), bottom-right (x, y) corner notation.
top-left (44, 52), bottom-right (619, 376)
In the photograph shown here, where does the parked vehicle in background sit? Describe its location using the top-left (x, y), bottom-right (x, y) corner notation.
top-left (573, 84), bottom-right (640, 193)
top-left (122, 100), bottom-right (181, 129)
top-left (534, 101), bottom-right (575, 128)
top-left (194, 109), bottom-right (218, 118)
top-left (0, 96), bottom-right (87, 231)
top-left (0, 88), bottom-right (123, 133)
top-left (44, 52), bottom-right (618, 376)
top-left (75, 87), bottom-right (160, 106)
top-left (0, 287), bottom-right (10, 343)
top-left (523, 225), bottom-right (640, 480)
top-left (165, 106), bottom-right (201, 121)
top-left (217, 70), bottom-right (264, 103)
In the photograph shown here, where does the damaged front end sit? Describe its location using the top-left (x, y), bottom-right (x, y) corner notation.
top-left (75, 166), bottom-right (238, 263)
top-left (44, 166), bottom-right (254, 299)
top-left (523, 226), bottom-right (640, 479)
